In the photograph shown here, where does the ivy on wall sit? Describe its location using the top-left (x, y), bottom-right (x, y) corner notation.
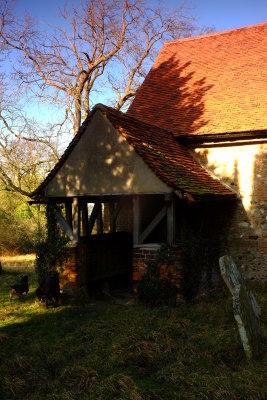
top-left (137, 245), bottom-right (179, 307)
top-left (35, 204), bottom-right (68, 282)
top-left (181, 237), bottom-right (221, 302)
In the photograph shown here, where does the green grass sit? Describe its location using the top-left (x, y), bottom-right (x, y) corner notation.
top-left (1, 259), bottom-right (267, 399)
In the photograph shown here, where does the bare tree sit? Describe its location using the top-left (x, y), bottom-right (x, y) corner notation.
top-left (111, 2), bottom-right (195, 110)
top-left (0, 73), bottom-right (60, 196)
top-left (0, 0), bottom-right (196, 135)
top-left (0, 115), bottom-right (60, 196)
top-left (0, 1), bottom-right (61, 196)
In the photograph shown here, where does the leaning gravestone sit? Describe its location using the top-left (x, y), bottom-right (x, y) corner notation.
top-left (219, 255), bottom-right (261, 360)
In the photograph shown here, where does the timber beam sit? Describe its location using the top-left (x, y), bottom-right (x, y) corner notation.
top-left (139, 205), bottom-right (168, 244)
top-left (133, 195), bottom-right (176, 245)
top-left (53, 208), bottom-right (74, 241)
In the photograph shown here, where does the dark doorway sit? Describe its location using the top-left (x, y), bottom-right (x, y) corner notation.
top-left (85, 232), bottom-right (133, 284)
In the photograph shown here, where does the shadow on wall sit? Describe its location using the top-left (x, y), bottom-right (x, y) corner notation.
top-left (130, 54), bottom-right (213, 135)
top-left (194, 145), bottom-right (261, 212)
top-left (47, 122), bottom-right (138, 196)
top-left (193, 144), bottom-right (267, 279)
top-left (180, 199), bottom-right (237, 292)
top-left (47, 54), bottom-right (214, 196)
top-left (245, 148), bottom-right (267, 279)
top-left (250, 147), bottom-right (267, 239)
top-left (193, 149), bottom-right (239, 194)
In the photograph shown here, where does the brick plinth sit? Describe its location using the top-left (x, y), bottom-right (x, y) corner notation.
top-left (132, 244), bottom-right (182, 294)
top-left (59, 245), bottom-right (87, 294)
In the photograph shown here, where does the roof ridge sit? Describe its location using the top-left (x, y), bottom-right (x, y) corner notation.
top-left (164, 21), bottom-right (267, 45)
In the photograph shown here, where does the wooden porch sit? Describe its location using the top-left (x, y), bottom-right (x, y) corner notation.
top-left (42, 192), bottom-right (178, 287)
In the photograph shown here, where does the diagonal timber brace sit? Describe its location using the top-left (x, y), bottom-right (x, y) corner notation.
top-left (139, 205), bottom-right (168, 244)
top-left (53, 209), bottom-right (74, 241)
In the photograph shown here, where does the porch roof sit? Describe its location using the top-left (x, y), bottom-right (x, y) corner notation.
top-left (32, 104), bottom-right (236, 202)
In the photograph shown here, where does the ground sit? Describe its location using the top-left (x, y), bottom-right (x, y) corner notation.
top-left (0, 256), bottom-right (267, 399)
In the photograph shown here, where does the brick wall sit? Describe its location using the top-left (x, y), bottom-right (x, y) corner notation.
top-left (60, 233), bottom-right (133, 295)
top-left (132, 244), bottom-right (183, 294)
top-left (194, 143), bottom-right (267, 280)
top-left (59, 245), bottom-right (87, 294)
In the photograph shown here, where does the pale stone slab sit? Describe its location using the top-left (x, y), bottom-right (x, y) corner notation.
top-left (219, 255), bottom-right (261, 318)
top-left (219, 255), bottom-right (261, 359)
top-left (233, 284), bottom-right (261, 359)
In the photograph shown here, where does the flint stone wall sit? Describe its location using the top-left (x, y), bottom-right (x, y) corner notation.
top-left (195, 143), bottom-right (267, 281)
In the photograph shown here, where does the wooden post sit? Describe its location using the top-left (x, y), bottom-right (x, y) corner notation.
top-left (139, 205), bottom-right (168, 244)
top-left (81, 202), bottom-right (89, 237)
top-left (65, 202), bottom-right (72, 230)
top-left (54, 209), bottom-right (74, 241)
top-left (88, 203), bottom-right (99, 235)
top-left (133, 196), bottom-right (141, 245)
top-left (109, 201), bottom-right (125, 233)
top-left (109, 202), bottom-right (116, 233)
top-left (72, 197), bottom-right (80, 244)
top-left (167, 196), bottom-right (176, 245)
top-left (97, 202), bottom-right (103, 234)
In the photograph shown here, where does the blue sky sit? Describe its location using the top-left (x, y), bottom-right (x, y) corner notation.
top-left (15, 0), bottom-right (267, 32)
top-left (12, 0), bottom-right (267, 123)
top-left (190, 0), bottom-right (267, 31)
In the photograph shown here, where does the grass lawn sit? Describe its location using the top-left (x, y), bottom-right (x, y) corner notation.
top-left (1, 257), bottom-right (267, 400)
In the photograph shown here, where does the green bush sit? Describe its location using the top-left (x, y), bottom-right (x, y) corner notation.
top-left (0, 191), bottom-right (45, 255)
top-left (35, 204), bottom-right (68, 282)
top-left (181, 238), bottom-right (221, 302)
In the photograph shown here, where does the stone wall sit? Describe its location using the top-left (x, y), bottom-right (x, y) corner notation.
top-left (194, 142), bottom-right (267, 280)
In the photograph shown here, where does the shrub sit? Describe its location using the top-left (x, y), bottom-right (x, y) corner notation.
top-left (35, 204), bottom-right (68, 282)
top-left (181, 238), bottom-right (221, 302)
top-left (137, 245), bottom-right (179, 307)
top-left (0, 191), bottom-right (45, 255)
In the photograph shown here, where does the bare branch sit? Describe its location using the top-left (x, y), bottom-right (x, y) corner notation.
top-left (0, 0), bottom-right (198, 134)
top-left (0, 0), bottom-right (197, 135)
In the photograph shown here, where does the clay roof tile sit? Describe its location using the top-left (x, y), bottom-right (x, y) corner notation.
top-left (128, 22), bottom-right (267, 136)
top-left (31, 105), bottom-right (236, 201)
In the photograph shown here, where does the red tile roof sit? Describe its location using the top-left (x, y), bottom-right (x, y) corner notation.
top-left (32, 105), bottom-right (236, 201)
top-left (128, 22), bottom-right (267, 136)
